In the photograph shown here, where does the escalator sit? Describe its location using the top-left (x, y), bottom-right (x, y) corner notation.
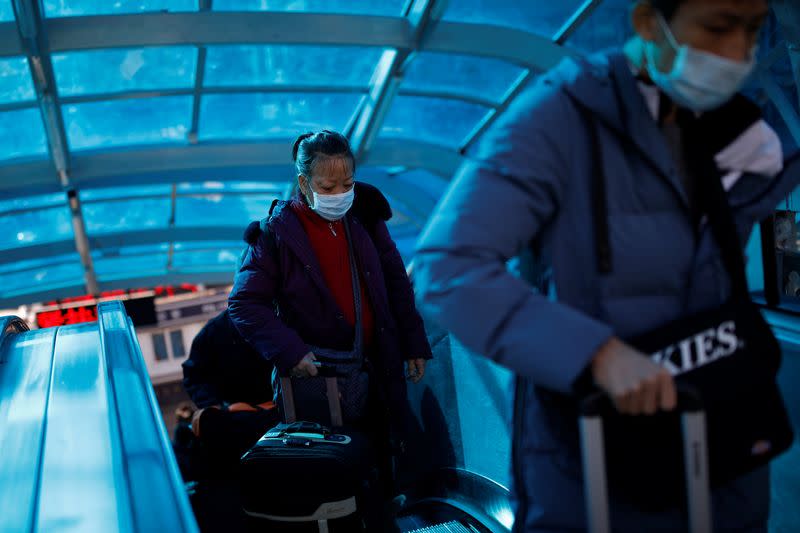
top-left (0, 302), bottom-right (198, 533)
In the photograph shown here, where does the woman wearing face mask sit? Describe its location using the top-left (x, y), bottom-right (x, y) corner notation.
top-left (415, 0), bottom-right (799, 531)
top-left (228, 130), bottom-right (431, 494)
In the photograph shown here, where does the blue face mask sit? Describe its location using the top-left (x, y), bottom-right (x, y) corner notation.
top-left (646, 13), bottom-right (757, 112)
top-left (307, 184), bottom-right (355, 221)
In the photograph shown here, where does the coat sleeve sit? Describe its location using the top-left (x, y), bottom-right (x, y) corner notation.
top-left (735, 152), bottom-right (800, 223)
top-left (181, 322), bottom-right (223, 409)
top-left (413, 81), bottom-right (614, 394)
top-left (228, 231), bottom-right (309, 374)
top-left (371, 220), bottom-right (433, 360)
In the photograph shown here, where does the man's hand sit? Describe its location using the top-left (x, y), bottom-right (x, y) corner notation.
top-left (406, 358), bottom-right (426, 384)
top-left (291, 352), bottom-right (319, 378)
top-left (591, 338), bottom-right (677, 415)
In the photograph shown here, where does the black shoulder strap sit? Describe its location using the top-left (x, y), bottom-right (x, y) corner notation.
top-left (680, 111), bottom-right (750, 299)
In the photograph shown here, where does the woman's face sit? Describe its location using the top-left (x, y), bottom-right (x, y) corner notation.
top-left (636, 0), bottom-right (769, 73)
top-left (298, 156), bottom-right (354, 204)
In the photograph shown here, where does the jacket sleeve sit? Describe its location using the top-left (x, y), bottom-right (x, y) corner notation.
top-left (228, 231), bottom-right (309, 374)
top-left (181, 323), bottom-right (223, 409)
top-left (372, 220), bottom-right (433, 360)
top-left (413, 81), bottom-right (614, 394)
top-left (735, 152), bottom-right (800, 223)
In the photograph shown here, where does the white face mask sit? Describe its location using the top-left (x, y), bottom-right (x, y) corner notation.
top-left (306, 183), bottom-right (355, 221)
top-left (645, 13), bottom-right (757, 112)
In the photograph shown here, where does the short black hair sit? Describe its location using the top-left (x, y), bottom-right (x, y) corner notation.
top-left (292, 130), bottom-right (355, 178)
top-left (650, 0), bottom-right (684, 21)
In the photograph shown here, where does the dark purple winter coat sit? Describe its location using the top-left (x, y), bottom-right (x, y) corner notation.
top-left (228, 184), bottom-right (432, 419)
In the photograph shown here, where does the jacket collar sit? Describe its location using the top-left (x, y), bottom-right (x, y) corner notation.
top-left (268, 199), bottom-right (369, 295)
top-left (561, 51), bottom-right (689, 208)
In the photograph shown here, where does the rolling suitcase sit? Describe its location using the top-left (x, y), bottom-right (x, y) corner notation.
top-left (579, 391), bottom-right (712, 533)
top-left (239, 371), bottom-right (376, 533)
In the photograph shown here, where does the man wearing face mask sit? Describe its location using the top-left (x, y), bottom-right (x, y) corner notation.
top-left (229, 130), bottom-right (432, 505)
top-left (414, 0), bottom-right (800, 531)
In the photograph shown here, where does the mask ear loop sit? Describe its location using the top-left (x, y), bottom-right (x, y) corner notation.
top-left (654, 11), bottom-right (682, 53)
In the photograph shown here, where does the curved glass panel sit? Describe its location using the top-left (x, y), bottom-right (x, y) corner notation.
top-left (93, 244), bottom-right (169, 258)
top-left (173, 241), bottom-right (242, 251)
top-left (381, 96), bottom-right (489, 148)
top-left (199, 93), bottom-right (362, 141)
top-left (212, 0), bottom-right (404, 15)
top-left (83, 198), bottom-right (170, 234)
top-left (401, 52), bottom-right (523, 104)
top-left (0, 253), bottom-right (79, 275)
top-left (0, 263), bottom-right (84, 295)
top-left (94, 254), bottom-right (168, 277)
top-left (0, 207), bottom-right (74, 248)
top-left (566, 0), bottom-right (632, 54)
top-left (0, 108), bottom-right (48, 161)
top-left (204, 45), bottom-right (382, 88)
top-left (442, 0), bottom-right (584, 37)
top-left (176, 181), bottom-right (286, 193)
top-left (53, 47), bottom-right (197, 97)
top-left (0, 1), bottom-right (13, 21)
top-left (171, 249), bottom-right (240, 268)
top-left (0, 57), bottom-right (35, 104)
top-left (0, 193), bottom-right (66, 214)
top-left (395, 168), bottom-right (450, 202)
top-left (81, 185), bottom-right (172, 202)
top-left (43, 0), bottom-right (196, 17)
top-left (175, 194), bottom-right (277, 226)
top-left (64, 96), bottom-right (192, 151)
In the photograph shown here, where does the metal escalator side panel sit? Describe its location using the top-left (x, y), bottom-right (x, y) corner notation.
top-left (0, 327), bottom-right (56, 533)
top-left (97, 301), bottom-right (199, 533)
top-left (35, 323), bottom-right (135, 533)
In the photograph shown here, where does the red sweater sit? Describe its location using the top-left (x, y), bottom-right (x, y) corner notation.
top-left (292, 200), bottom-right (375, 349)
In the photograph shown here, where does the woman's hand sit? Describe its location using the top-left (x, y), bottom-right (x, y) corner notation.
top-left (406, 358), bottom-right (426, 384)
top-left (591, 338), bottom-right (677, 415)
top-left (291, 352), bottom-right (319, 378)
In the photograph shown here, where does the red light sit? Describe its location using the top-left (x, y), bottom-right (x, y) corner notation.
top-left (36, 310), bottom-right (65, 329)
top-left (63, 306), bottom-right (97, 325)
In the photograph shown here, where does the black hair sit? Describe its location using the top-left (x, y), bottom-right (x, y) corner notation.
top-left (647, 0), bottom-right (684, 21)
top-left (649, 0), bottom-right (769, 22)
top-left (292, 130), bottom-right (356, 179)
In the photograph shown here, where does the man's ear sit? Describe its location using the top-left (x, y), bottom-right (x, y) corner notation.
top-left (632, 0), bottom-right (659, 42)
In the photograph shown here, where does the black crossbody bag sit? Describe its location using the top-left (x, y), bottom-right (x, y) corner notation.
top-left (577, 98), bottom-right (794, 511)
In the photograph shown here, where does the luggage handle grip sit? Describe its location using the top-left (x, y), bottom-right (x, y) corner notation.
top-left (579, 382), bottom-right (711, 533)
top-left (580, 383), bottom-right (702, 418)
top-left (276, 362), bottom-right (349, 378)
top-left (279, 374), bottom-right (344, 428)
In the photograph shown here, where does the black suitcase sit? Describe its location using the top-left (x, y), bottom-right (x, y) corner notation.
top-left (240, 375), bottom-right (376, 533)
top-left (579, 390), bottom-right (712, 533)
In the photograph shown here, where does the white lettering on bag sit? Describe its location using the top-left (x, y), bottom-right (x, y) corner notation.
top-left (649, 321), bottom-right (741, 375)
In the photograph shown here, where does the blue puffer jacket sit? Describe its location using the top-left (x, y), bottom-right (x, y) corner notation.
top-left (414, 51), bottom-right (800, 532)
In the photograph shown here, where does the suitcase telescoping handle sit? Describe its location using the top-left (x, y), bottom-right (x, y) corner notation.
top-left (578, 386), bottom-right (711, 533)
top-left (279, 362), bottom-right (348, 427)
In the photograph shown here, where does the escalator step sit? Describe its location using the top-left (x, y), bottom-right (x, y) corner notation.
top-left (406, 521), bottom-right (474, 533)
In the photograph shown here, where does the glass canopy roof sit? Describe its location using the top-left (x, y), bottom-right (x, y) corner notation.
top-left (0, 0), bottom-right (797, 307)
